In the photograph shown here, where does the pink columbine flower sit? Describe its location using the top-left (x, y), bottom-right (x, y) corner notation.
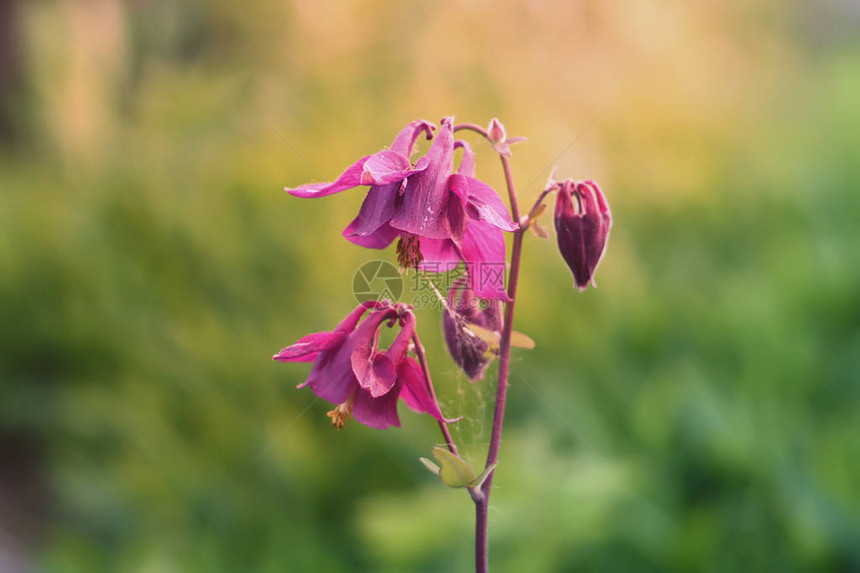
top-left (285, 117), bottom-right (518, 300)
top-left (273, 301), bottom-right (452, 429)
top-left (554, 179), bottom-right (612, 291)
top-left (442, 278), bottom-right (503, 381)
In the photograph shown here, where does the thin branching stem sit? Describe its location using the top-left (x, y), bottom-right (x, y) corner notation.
top-left (453, 123), bottom-right (489, 138)
top-left (453, 122), bottom-right (534, 573)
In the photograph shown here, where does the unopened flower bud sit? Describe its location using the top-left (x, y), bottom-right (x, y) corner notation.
top-left (554, 179), bottom-right (612, 291)
top-left (487, 118), bottom-right (507, 146)
top-left (442, 278), bottom-right (503, 380)
top-left (486, 118), bottom-right (526, 157)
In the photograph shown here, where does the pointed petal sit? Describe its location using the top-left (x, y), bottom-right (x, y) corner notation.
top-left (334, 301), bottom-right (384, 333)
top-left (303, 354), bottom-right (359, 404)
top-left (343, 222), bottom-right (399, 249)
top-left (342, 181), bottom-right (398, 238)
top-left (398, 358), bottom-right (455, 423)
top-left (455, 140), bottom-right (476, 178)
top-left (555, 180), bottom-right (577, 219)
top-left (492, 142), bottom-right (512, 157)
top-left (581, 180), bottom-right (612, 223)
top-left (419, 238), bottom-right (461, 268)
top-left (390, 117), bottom-right (456, 239)
top-left (390, 120), bottom-right (436, 157)
top-left (579, 181), bottom-right (601, 219)
top-left (340, 178), bottom-right (402, 249)
top-left (360, 150), bottom-right (419, 185)
top-left (292, 352), bottom-right (320, 363)
top-left (275, 300), bottom-right (380, 367)
top-left (285, 155), bottom-right (370, 198)
top-left (386, 312), bottom-right (415, 363)
top-left (449, 174), bottom-right (518, 232)
top-left (273, 331), bottom-right (346, 362)
top-left (460, 220), bottom-right (510, 301)
top-left (347, 306), bottom-right (399, 351)
top-left (446, 176), bottom-right (469, 246)
top-left (352, 384), bottom-right (401, 429)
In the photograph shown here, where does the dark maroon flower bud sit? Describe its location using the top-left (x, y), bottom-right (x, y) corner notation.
top-left (442, 278), bottom-right (503, 381)
top-left (554, 179), bottom-right (612, 291)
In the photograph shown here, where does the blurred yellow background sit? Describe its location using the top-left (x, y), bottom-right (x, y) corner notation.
top-left (1, 0), bottom-right (859, 571)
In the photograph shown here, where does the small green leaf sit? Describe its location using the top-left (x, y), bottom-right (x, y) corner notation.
top-left (419, 457), bottom-right (441, 477)
top-left (467, 325), bottom-right (534, 352)
top-left (530, 220), bottom-right (549, 239)
top-left (432, 447), bottom-right (476, 488)
top-left (510, 331), bottom-right (536, 350)
top-left (468, 461), bottom-right (498, 489)
top-left (464, 324), bottom-right (501, 349)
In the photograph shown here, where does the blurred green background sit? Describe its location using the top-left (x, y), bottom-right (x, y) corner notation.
top-left (1, 0), bottom-right (859, 571)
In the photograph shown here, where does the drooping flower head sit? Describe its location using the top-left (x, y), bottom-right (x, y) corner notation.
top-left (273, 300), bottom-right (452, 429)
top-left (442, 277), bottom-right (503, 381)
top-left (554, 179), bottom-right (612, 290)
top-left (285, 117), bottom-right (517, 299)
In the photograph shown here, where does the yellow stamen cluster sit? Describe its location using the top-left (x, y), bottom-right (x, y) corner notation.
top-left (396, 233), bottom-right (423, 271)
top-left (326, 395), bottom-right (354, 429)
